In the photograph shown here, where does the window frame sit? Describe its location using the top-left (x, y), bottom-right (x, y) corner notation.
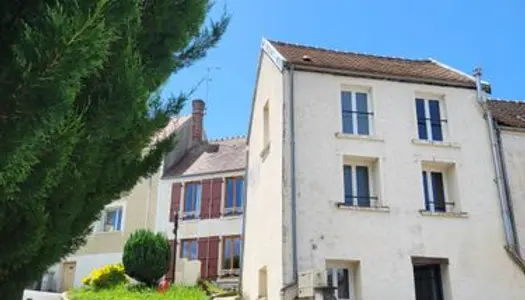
top-left (180, 239), bottom-right (198, 260)
top-left (224, 177), bottom-right (244, 216)
top-left (342, 161), bottom-right (377, 208)
top-left (415, 97), bottom-right (447, 142)
top-left (421, 168), bottom-right (452, 213)
top-left (100, 204), bottom-right (124, 233)
top-left (183, 182), bottom-right (202, 219)
top-left (325, 262), bottom-right (357, 300)
top-left (413, 264), bottom-right (445, 300)
top-left (340, 88), bottom-right (373, 136)
top-left (221, 235), bottom-right (242, 273)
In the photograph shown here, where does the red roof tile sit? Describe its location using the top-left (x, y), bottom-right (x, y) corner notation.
top-left (269, 40), bottom-right (476, 88)
top-left (489, 100), bottom-right (525, 128)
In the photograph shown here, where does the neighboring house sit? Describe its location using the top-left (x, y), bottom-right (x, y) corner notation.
top-left (489, 99), bottom-right (525, 258)
top-left (242, 39), bottom-right (525, 300)
top-left (41, 115), bottom-right (192, 292)
top-left (155, 100), bottom-right (246, 289)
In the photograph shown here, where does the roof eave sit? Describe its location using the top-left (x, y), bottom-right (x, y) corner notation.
top-left (290, 64), bottom-right (477, 90)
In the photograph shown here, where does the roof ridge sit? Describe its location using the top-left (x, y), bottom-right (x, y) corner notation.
top-left (208, 135), bottom-right (247, 142)
top-left (489, 98), bottom-right (525, 103)
top-left (268, 39), bottom-right (430, 62)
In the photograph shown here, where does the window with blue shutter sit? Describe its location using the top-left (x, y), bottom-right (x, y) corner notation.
top-left (225, 177), bottom-right (244, 216)
top-left (343, 164), bottom-right (374, 207)
top-left (341, 91), bottom-right (372, 135)
top-left (415, 98), bottom-right (446, 141)
top-left (102, 206), bottom-right (123, 232)
top-left (422, 170), bottom-right (447, 212)
top-left (184, 183), bottom-right (202, 218)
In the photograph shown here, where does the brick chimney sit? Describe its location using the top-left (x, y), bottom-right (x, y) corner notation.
top-left (191, 99), bottom-right (205, 142)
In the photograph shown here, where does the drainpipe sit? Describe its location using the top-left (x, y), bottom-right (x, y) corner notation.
top-left (473, 67), bottom-right (518, 252)
top-left (239, 147), bottom-right (249, 293)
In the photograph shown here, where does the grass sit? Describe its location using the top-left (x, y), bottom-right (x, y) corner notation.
top-left (68, 284), bottom-right (207, 300)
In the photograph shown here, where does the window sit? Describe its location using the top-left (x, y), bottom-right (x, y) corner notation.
top-left (413, 264), bottom-right (444, 300)
top-left (222, 236), bottom-right (241, 272)
top-left (341, 91), bottom-right (372, 135)
top-left (416, 98), bottom-right (446, 141)
top-left (263, 101), bottom-right (270, 147)
top-left (327, 268), bottom-right (354, 300)
top-left (422, 171), bottom-right (448, 212)
top-left (343, 165), bottom-right (376, 207)
top-left (225, 177), bottom-right (244, 216)
top-left (102, 207), bottom-right (123, 232)
top-left (183, 183), bottom-right (202, 219)
top-left (181, 240), bottom-right (198, 260)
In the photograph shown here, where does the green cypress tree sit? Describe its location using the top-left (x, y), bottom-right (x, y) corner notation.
top-left (0, 1), bottom-right (228, 298)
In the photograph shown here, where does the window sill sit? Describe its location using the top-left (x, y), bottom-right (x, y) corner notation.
top-left (221, 214), bottom-right (243, 220)
top-left (335, 132), bottom-right (384, 142)
top-left (336, 203), bottom-right (390, 213)
top-left (260, 142), bottom-right (271, 161)
top-left (419, 210), bottom-right (468, 218)
top-left (91, 231), bottom-right (123, 236)
top-left (411, 139), bottom-right (460, 149)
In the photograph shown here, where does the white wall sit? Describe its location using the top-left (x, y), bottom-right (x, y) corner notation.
top-left (290, 70), bottom-right (525, 299)
top-left (500, 129), bottom-right (525, 255)
top-left (242, 51), bottom-right (285, 300)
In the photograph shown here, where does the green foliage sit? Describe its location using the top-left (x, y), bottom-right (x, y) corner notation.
top-left (123, 229), bottom-right (170, 286)
top-left (69, 284), bottom-right (207, 300)
top-left (82, 263), bottom-right (128, 289)
top-left (0, 1), bottom-right (229, 298)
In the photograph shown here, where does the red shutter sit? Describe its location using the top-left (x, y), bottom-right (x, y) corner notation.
top-left (211, 178), bottom-right (223, 219)
top-left (200, 180), bottom-right (212, 219)
top-left (207, 236), bottom-right (220, 279)
top-left (170, 183), bottom-right (182, 222)
top-left (165, 239), bottom-right (176, 282)
top-left (198, 238), bottom-right (209, 278)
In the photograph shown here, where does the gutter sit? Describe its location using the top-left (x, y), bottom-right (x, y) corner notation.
top-left (473, 68), bottom-right (525, 271)
top-left (288, 64), bottom-right (298, 281)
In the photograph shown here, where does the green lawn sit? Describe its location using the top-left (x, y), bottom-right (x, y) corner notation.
top-left (69, 285), bottom-right (207, 300)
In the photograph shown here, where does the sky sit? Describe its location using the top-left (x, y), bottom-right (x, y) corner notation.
top-left (162, 0), bottom-right (525, 139)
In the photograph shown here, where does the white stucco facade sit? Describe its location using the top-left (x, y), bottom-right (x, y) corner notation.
top-left (242, 42), bottom-right (525, 300)
top-left (500, 129), bottom-right (525, 256)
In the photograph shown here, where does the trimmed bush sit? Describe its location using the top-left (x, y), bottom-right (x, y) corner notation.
top-left (81, 264), bottom-right (127, 289)
top-left (122, 229), bottom-right (171, 286)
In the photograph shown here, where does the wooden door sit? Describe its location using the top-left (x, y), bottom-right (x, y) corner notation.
top-left (60, 261), bottom-right (77, 292)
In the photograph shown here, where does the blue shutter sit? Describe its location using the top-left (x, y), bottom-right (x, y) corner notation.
top-left (343, 166), bottom-right (352, 205)
top-left (115, 208), bottom-right (122, 231)
top-left (431, 172), bottom-right (446, 212)
top-left (356, 166), bottom-right (370, 207)
top-left (226, 179), bottom-right (233, 209)
top-left (356, 93), bottom-right (369, 135)
top-left (341, 92), bottom-right (353, 133)
top-left (429, 100), bottom-right (443, 141)
top-left (184, 184), bottom-right (193, 212)
top-left (416, 98), bottom-right (427, 140)
top-left (422, 171), bottom-right (430, 210)
top-left (235, 177), bottom-right (244, 208)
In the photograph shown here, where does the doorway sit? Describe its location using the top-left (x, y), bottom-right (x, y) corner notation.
top-left (60, 261), bottom-right (77, 292)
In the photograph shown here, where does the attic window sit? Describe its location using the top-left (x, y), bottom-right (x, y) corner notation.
top-left (302, 55), bottom-right (312, 62)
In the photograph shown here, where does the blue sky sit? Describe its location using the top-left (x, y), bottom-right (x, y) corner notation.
top-left (162, 0), bottom-right (525, 139)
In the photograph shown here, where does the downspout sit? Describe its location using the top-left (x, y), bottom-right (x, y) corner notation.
top-left (281, 64), bottom-right (298, 300)
top-left (239, 147), bottom-right (249, 293)
top-left (473, 68), bottom-right (519, 253)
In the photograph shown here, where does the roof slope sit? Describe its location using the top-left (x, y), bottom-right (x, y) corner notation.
top-left (268, 40), bottom-right (476, 88)
top-left (489, 99), bottom-right (525, 128)
top-left (164, 137), bottom-right (246, 177)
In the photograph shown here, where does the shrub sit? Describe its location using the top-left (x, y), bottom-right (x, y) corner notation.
top-left (81, 264), bottom-right (127, 289)
top-left (123, 229), bottom-right (171, 286)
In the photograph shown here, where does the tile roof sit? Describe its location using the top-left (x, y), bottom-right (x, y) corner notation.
top-left (268, 40), bottom-right (477, 88)
top-left (489, 99), bottom-right (525, 128)
top-left (152, 115), bottom-right (191, 143)
top-left (164, 137), bottom-right (246, 177)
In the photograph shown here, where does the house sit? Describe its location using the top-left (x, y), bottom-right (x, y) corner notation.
top-left (155, 100), bottom-right (246, 289)
top-left (40, 106), bottom-right (199, 292)
top-left (241, 39), bottom-right (525, 300)
top-left (489, 99), bottom-right (525, 259)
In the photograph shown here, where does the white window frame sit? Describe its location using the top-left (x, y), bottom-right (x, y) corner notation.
top-left (341, 87), bottom-right (373, 136)
top-left (422, 168), bottom-right (450, 213)
top-left (342, 159), bottom-right (377, 208)
top-left (415, 95), bottom-right (448, 141)
top-left (182, 182), bottom-right (202, 219)
top-left (326, 265), bottom-right (357, 300)
top-left (95, 202), bottom-right (125, 233)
